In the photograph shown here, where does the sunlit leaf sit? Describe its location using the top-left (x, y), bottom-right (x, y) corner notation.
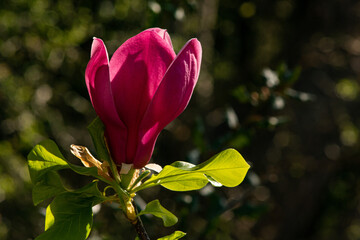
top-left (157, 231), bottom-right (186, 240)
top-left (132, 149), bottom-right (249, 192)
top-left (28, 138), bottom-right (113, 185)
top-left (27, 139), bottom-right (69, 183)
top-left (134, 166), bottom-right (209, 192)
top-left (137, 200), bottom-right (178, 227)
top-left (193, 149), bottom-right (250, 187)
top-left (28, 139), bottom-right (108, 206)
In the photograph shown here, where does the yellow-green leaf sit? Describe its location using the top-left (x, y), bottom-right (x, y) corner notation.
top-left (157, 231), bottom-right (186, 240)
top-left (27, 139), bottom-right (69, 183)
top-left (194, 149), bottom-right (250, 187)
top-left (137, 200), bottom-right (178, 227)
top-left (132, 149), bottom-right (249, 192)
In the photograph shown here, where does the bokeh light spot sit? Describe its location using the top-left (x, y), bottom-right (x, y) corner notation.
top-left (239, 2), bottom-right (256, 18)
top-left (335, 78), bottom-right (359, 101)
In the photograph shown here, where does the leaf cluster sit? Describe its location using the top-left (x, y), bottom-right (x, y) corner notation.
top-left (27, 118), bottom-right (250, 240)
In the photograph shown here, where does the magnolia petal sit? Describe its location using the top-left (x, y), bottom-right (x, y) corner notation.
top-left (103, 121), bottom-right (128, 165)
top-left (85, 38), bottom-right (127, 165)
top-left (109, 30), bottom-right (176, 162)
top-left (144, 28), bottom-right (173, 49)
top-left (133, 39), bottom-right (202, 168)
top-left (85, 38), bottom-right (123, 127)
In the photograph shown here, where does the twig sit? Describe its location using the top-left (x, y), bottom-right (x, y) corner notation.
top-left (132, 214), bottom-right (150, 240)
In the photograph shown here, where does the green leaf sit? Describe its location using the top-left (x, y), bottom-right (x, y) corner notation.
top-left (120, 168), bottom-right (136, 189)
top-left (39, 181), bottom-right (105, 240)
top-left (67, 163), bottom-right (99, 179)
top-left (27, 139), bottom-right (101, 181)
top-left (170, 161), bottom-right (195, 169)
top-left (32, 171), bottom-right (67, 206)
top-left (27, 139), bottom-right (69, 184)
top-left (128, 170), bottom-right (151, 191)
top-left (137, 200), bottom-right (178, 227)
top-left (159, 171), bottom-right (209, 191)
top-left (44, 203), bottom-right (54, 231)
top-left (194, 149), bottom-right (250, 187)
top-left (157, 231), bottom-right (186, 240)
top-left (28, 139), bottom-right (107, 205)
top-left (37, 193), bottom-right (94, 240)
top-left (87, 117), bottom-right (121, 183)
top-left (87, 117), bottom-right (110, 162)
top-left (132, 149), bottom-right (249, 192)
top-left (134, 166), bottom-right (209, 192)
top-left (71, 181), bottom-right (106, 204)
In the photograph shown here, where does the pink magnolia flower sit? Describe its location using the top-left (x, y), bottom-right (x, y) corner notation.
top-left (85, 28), bottom-right (202, 169)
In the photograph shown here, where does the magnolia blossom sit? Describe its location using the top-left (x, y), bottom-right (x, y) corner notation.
top-left (85, 28), bottom-right (202, 169)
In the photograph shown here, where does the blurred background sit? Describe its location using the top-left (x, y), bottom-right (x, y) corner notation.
top-left (1, 0), bottom-right (360, 239)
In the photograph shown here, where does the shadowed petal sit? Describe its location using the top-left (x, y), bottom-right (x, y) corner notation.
top-left (85, 38), bottom-right (127, 164)
top-left (109, 30), bottom-right (176, 162)
top-left (104, 122), bottom-right (128, 165)
top-left (86, 38), bottom-right (119, 125)
top-left (133, 39), bottom-right (202, 168)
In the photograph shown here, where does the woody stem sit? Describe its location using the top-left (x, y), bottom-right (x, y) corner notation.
top-left (132, 213), bottom-right (150, 240)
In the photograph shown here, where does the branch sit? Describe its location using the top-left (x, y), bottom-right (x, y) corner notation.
top-left (132, 214), bottom-right (150, 240)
